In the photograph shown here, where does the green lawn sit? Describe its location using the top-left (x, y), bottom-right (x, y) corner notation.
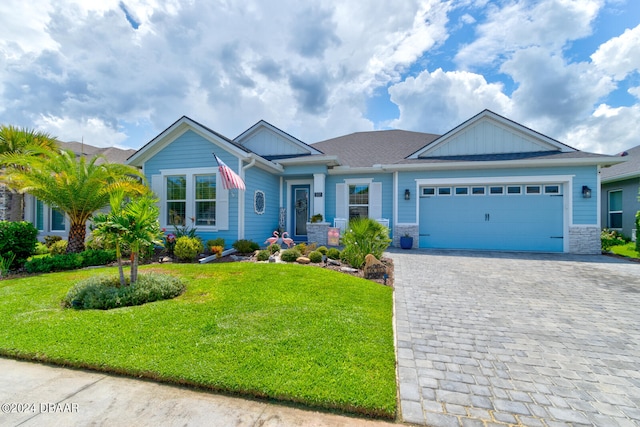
top-left (610, 242), bottom-right (640, 259)
top-left (0, 263), bottom-right (396, 418)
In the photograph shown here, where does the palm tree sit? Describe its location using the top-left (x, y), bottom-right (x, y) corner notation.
top-left (91, 191), bottom-right (163, 285)
top-left (0, 125), bottom-right (58, 221)
top-left (0, 148), bottom-right (148, 253)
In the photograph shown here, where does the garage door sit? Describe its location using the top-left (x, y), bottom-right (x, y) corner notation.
top-left (418, 183), bottom-right (564, 252)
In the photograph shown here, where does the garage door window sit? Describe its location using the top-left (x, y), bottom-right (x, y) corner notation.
top-left (507, 186), bottom-right (521, 194)
top-left (472, 186), bottom-right (485, 195)
top-left (526, 185), bottom-right (541, 194)
top-left (608, 190), bottom-right (622, 229)
top-left (544, 185), bottom-right (560, 194)
top-left (455, 187), bottom-right (468, 195)
top-left (422, 187), bottom-right (435, 196)
top-left (438, 187), bottom-right (451, 196)
top-left (489, 186), bottom-right (504, 195)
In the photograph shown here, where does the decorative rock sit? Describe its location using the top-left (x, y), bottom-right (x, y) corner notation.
top-left (268, 255), bottom-right (276, 263)
top-left (364, 254), bottom-right (387, 279)
top-left (160, 256), bottom-right (172, 263)
top-left (296, 256), bottom-right (311, 264)
top-left (327, 258), bottom-right (341, 266)
top-left (340, 266), bottom-right (358, 273)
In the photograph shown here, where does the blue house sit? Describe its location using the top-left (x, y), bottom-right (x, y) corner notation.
top-left (127, 110), bottom-right (621, 254)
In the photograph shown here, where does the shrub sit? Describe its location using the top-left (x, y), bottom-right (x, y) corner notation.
top-left (317, 246), bottom-right (328, 255)
top-left (269, 243), bottom-right (281, 254)
top-left (0, 221), bottom-right (38, 268)
top-left (601, 229), bottom-right (626, 251)
top-left (62, 273), bottom-right (185, 310)
top-left (50, 240), bottom-right (68, 255)
top-left (0, 252), bottom-right (15, 278)
top-left (23, 249), bottom-right (117, 274)
top-left (44, 235), bottom-right (62, 248)
top-left (294, 242), bottom-right (307, 255)
top-left (256, 250), bottom-right (270, 261)
top-left (341, 218), bottom-right (391, 268)
top-left (206, 238), bottom-right (225, 249)
top-left (233, 239), bottom-right (259, 254)
top-left (308, 250), bottom-right (323, 263)
top-left (327, 248), bottom-right (341, 260)
top-left (81, 249), bottom-right (117, 266)
top-left (280, 248), bottom-right (302, 262)
top-left (209, 246), bottom-right (224, 258)
top-left (34, 242), bottom-right (50, 255)
top-left (174, 236), bottom-right (204, 262)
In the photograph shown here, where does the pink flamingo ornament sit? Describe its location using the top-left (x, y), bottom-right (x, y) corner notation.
top-left (281, 231), bottom-right (294, 248)
top-left (265, 230), bottom-right (279, 246)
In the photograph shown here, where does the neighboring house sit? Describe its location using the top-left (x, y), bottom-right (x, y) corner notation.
top-left (600, 145), bottom-right (640, 240)
top-left (22, 141), bottom-right (136, 240)
top-left (127, 109), bottom-right (623, 254)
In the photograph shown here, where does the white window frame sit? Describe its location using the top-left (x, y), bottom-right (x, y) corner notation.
top-left (454, 187), bottom-right (468, 196)
top-left (489, 186), bottom-right (504, 195)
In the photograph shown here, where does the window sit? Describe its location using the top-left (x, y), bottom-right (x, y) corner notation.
top-left (51, 209), bottom-right (66, 231)
top-left (471, 186), bottom-right (485, 195)
top-left (422, 187), bottom-right (435, 196)
top-left (507, 186), bottom-right (521, 194)
top-left (544, 185), bottom-right (560, 194)
top-left (526, 185), bottom-right (541, 194)
top-left (455, 187), bottom-right (468, 195)
top-left (166, 175), bottom-right (187, 226)
top-left (195, 175), bottom-right (216, 226)
top-left (489, 186), bottom-right (504, 195)
top-left (349, 184), bottom-right (369, 219)
top-left (35, 199), bottom-right (44, 231)
top-left (609, 190), bottom-right (622, 229)
top-left (438, 187), bottom-right (451, 196)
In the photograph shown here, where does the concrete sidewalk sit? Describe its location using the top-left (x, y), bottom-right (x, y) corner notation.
top-left (0, 358), bottom-right (398, 427)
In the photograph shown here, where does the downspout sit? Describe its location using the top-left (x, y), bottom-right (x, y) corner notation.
top-left (238, 157), bottom-right (256, 240)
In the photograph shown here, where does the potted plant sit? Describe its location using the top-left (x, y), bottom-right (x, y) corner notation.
top-left (310, 213), bottom-right (323, 223)
top-left (400, 233), bottom-right (413, 249)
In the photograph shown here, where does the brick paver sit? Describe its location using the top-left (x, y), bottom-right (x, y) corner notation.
top-left (389, 249), bottom-right (640, 426)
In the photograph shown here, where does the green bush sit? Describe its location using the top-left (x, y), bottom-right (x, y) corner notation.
top-left (0, 253), bottom-right (15, 277)
top-left (44, 235), bottom-right (62, 248)
top-left (50, 240), bottom-right (68, 255)
top-left (80, 249), bottom-right (117, 266)
top-left (294, 242), bottom-right (307, 255)
top-left (233, 239), bottom-right (259, 254)
top-left (601, 229), bottom-right (626, 251)
top-left (24, 249), bottom-right (118, 274)
top-left (341, 218), bottom-right (391, 268)
top-left (0, 221), bottom-right (38, 267)
top-left (269, 243), bottom-right (281, 254)
top-left (174, 236), bottom-right (204, 262)
top-left (280, 248), bottom-right (302, 262)
top-left (62, 273), bottom-right (185, 310)
top-left (206, 238), bottom-right (225, 249)
top-left (256, 250), bottom-right (270, 261)
top-left (308, 250), bottom-right (323, 263)
top-left (34, 242), bottom-right (50, 255)
top-left (327, 248), bottom-right (341, 260)
top-left (317, 246), bottom-right (328, 255)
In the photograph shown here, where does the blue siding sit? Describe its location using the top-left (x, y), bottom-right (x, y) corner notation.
top-left (282, 164), bottom-right (327, 175)
top-left (243, 166), bottom-right (281, 244)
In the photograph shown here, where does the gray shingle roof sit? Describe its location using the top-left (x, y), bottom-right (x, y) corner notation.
top-left (600, 145), bottom-right (640, 181)
top-left (311, 129), bottom-right (439, 167)
top-left (58, 141), bottom-right (136, 164)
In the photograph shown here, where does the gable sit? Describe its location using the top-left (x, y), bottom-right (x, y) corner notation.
top-left (410, 110), bottom-right (575, 159)
top-left (234, 120), bottom-right (322, 158)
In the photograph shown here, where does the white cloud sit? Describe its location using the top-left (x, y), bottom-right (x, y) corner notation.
top-left (35, 115), bottom-right (129, 148)
top-left (591, 24), bottom-right (640, 80)
top-left (455, 0), bottom-right (603, 68)
top-left (388, 68), bottom-right (511, 133)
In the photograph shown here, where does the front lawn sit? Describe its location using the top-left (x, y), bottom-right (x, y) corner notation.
top-left (0, 263), bottom-right (396, 418)
top-left (610, 242), bottom-right (640, 259)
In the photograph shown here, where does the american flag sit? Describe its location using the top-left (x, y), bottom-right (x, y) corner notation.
top-left (213, 154), bottom-right (246, 190)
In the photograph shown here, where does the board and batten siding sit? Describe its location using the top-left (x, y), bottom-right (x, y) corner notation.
top-left (240, 129), bottom-right (309, 156)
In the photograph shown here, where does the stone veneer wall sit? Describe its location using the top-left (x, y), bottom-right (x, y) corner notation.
top-left (0, 184), bottom-right (8, 221)
top-left (393, 224), bottom-right (419, 248)
top-left (306, 222), bottom-right (329, 246)
top-left (568, 226), bottom-right (601, 254)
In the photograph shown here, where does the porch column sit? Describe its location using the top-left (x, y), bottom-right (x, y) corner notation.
top-left (313, 173), bottom-right (325, 219)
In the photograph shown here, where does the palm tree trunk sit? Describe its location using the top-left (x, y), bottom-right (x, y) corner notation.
top-left (67, 221), bottom-right (86, 253)
top-left (7, 191), bottom-right (24, 222)
top-left (131, 251), bottom-right (139, 284)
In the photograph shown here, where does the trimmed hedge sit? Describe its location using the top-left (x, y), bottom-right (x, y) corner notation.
top-left (24, 249), bottom-right (117, 274)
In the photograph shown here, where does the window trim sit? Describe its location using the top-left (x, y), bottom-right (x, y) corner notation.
top-left (608, 189), bottom-right (623, 229)
top-left (348, 182), bottom-right (370, 219)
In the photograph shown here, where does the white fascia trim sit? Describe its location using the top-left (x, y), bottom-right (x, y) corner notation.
top-left (159, 167), bottom-right (217, 175)
top-left (276, 155), bottom-right (339, 166)
top-left (415, 175), bottom-right (574, 186)
top-left (328, 166), bottom-right (385, 175)
top-left (247, 153), bottom-right (284, 173)
top-left (382, 157), bottom-right (622, 172)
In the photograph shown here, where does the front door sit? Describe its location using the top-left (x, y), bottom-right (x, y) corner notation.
top-left (291, 185), bottom-right (310, 240)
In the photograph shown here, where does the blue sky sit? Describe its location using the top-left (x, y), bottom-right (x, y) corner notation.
top-left (0, 0), bottom-right (638, 154)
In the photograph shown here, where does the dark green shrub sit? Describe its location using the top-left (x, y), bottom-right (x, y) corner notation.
top-left (81, 249), bottom-right (117, 266)
top-left (269, 243), bottom-right (281, 254)
top-left (44, 235), bottom-right (62, 248)
top-left (327, 248), bottom-right (341, 260)
top-left (317, 246), bottom-right (328, 255)
top-left (206, 238), bottom-right (225, 249)
top-left (601, 229), bottom-right (626, 251)
top-left (174, 236), bottom-right (204, 262)
top-left (256, 250), bottom-right (270, 261)
top-left (308, 250), bottom-right (323, 263)
top-left (25, 253), bottom-right (83, 274)
top-left (341, 218), bottom-right (391, 268)
top-left (233, 239), bottom-right (259, 254)
top-left (62, 273), bottom-right (185, 310)
top-left (280, 248), bottom-right (302, 262)
top-left (0, 221), bottom-right (38, 267)
top-left (50, 240), bottom-right (68, 255)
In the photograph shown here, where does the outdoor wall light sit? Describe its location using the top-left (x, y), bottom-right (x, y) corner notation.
top-left (582, 185), bottom-right (592, 199)
top-left (404, 189), bottom-right (411, 200)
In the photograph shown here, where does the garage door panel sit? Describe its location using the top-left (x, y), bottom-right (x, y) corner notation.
top-left (419, 190), bottom-right (563, 252)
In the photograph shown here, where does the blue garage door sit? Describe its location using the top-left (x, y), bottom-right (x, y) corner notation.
top-left (419, 184), bottom-right (564, 252)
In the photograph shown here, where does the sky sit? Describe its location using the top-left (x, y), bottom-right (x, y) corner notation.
top-left (0, 0), bottom-right (638, 155)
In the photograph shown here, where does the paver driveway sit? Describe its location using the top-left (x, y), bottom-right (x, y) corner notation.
top-left (389, 249), bottom-right (640, 427)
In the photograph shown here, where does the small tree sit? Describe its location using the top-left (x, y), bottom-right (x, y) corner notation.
top-left (341, 218), bottom-right (391, 268)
